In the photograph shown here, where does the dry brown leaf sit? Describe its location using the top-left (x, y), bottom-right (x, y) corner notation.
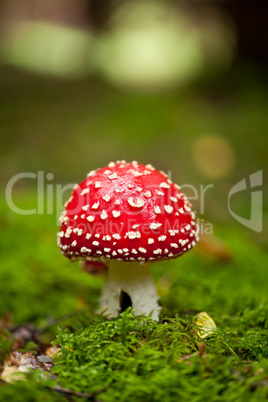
top-left (1, 351), bottom-right (53, 383)
top-left (45, 346), bottom-right (61, 358)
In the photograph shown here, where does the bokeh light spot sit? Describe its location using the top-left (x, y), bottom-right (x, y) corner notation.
top-left (193, 134), bottom-right (236, 179)
top-left (2, 22), bottom-right (93, 78)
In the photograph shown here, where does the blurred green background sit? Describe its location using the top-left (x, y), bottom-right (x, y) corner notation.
top-left (0, 0), bottom-right (267, 327)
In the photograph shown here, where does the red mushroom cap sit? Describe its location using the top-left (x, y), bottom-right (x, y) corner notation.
top-left (58, 161), bottom-right (198, 263)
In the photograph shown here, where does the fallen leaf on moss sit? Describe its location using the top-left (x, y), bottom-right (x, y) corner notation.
top-left (194, 312), bottom-right (217, 339)
top-left (1, 351), bottom-right (53, 383)
top-left (45, 346), bottom-right (61, 358)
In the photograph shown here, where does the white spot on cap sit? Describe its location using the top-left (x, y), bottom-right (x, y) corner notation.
top-left (104, 248), bottom-right (111, 252)
top-left (80, 188), bottom-right (89, 195)
top-left (95, 234), bottom-right (100, 238)
top-left (103, 235), bottom-right (111, 241)
top-left (154, 206), bottom-right (161, 214)
top-left (93, 241), bottom-right (99, 246)
top-left (59, 212), bottom-right (66, 223)
top-left (168, 252), bottom-right (174, 257)
top-left (153, 249), bottom-right (162, 255)
top-left (71, 240), bottom-right (77, 247)
top-left (150, 223), bottom-right (162, 229)
top-left (127, 183), bottom-right (135, 189)
top-left (103, 170), bottom-right (112, 175)
top-left (144, 191), bottom-right (152, 198)
top-left (132, 249), bottom-right (138, 254)
top-left (118, 249), bottom-right (123, 254)
top-left (164, 248), bottom-right (169, 254)
top-left (65, 228), bottom-right (72, 238)
top-left (132, 224), bottom-right (139, 229)
top-left (74, 215), bottom-right (78, 220)
top-left (179, 239), bottom-right (188, 246)
top-left (160, 171), bottom-right (168, 178)
top-left (87, 216), bottom-right (95, 222)
top-left (95, 182), bottom-right (102, 188)
top-left (82, 205), bottom-right (90, 211)
top-left (58, 231), bottom-right (64, 238)
top-left (160, 182), bottom-right (170, 189)
top-left (170, 197), bottom-right (178, 202)
top-left (129, 169), bottom-right (143, 177)
top-left (123, 248), bottom-right (129, 252)
top-left (115, 188), bottom-right (124, 193)
top-left (108, 162), bottom-right (115, 168)
top-left (148, 238), bottom-right (154, 244)
top-left (108, 172), bottom-right (118, 180)
top-left (168, 230), bottom-right (178, 236)
top-left (73, 228), bottom-right (83, 236)
top-left (139, 247), bottom-right (146, 253)
top-left (112, 234), bottom-right (121, 240)
top-left (125, 231), bottom-right (141, 239)
top-left (112, 251), bottom-right (117, 256)
top-left (101, 210), bottom-right (108, 220)
top-left (156, 191), bottom-right (164, 196)
top-left (102, 194), bottom-right (111, 202)
top-left (179, 208), bottom-right (184, 214)
top-left (164, 205), bottom-right (173, 214)
top-left (158, 235), bottom-right (166, 241)
top-left (96, 251), bottom-right (102, 255)
top-left (92, 202), bottom-right (99, 209)
top-left (87, 170), bottom-right (96, 177)
top-left (81, 214), bottom-right (85, 219)
top-left (128, 197), bottom-right (145, 208)
top-left (80, 247), bottom-right (91, 253)
top-left (171, 243), bottom-right (178, 248)
top-left (136, 187), bottom-right (143, 192)
top-left (86, 233), bottom-right (91, 239)
top-left (112, 210), bottom-right (120, 218)
top-left (146, 164), bottom-right (155, 170)
top-left (115, 199), bottom-right (121, 205)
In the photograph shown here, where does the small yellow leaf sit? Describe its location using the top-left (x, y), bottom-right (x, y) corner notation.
top-left (194, 312), bottom-right (217, 338)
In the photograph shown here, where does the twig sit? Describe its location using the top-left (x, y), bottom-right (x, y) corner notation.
top-left (49, 385), bottom-right (105, 401)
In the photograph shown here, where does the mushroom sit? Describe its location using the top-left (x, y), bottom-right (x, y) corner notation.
top-left (58, 161), bottom-right (198, 319)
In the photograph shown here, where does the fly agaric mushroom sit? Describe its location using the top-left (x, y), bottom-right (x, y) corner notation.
top-left (58, 161), bottom-right (198, 319)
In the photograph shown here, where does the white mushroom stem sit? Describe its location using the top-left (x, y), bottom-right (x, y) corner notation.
top-left (99, 261), bottom-right (161, 320)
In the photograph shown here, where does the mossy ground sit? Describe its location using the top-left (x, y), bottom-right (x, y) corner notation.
top-left (0, 194), bottom-right (267, 401)
top-left (0, 67), bottom-right (267, 400)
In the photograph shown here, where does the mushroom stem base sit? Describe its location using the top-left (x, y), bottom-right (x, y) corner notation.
top-left (99, 261), bottom-right (161, 320)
